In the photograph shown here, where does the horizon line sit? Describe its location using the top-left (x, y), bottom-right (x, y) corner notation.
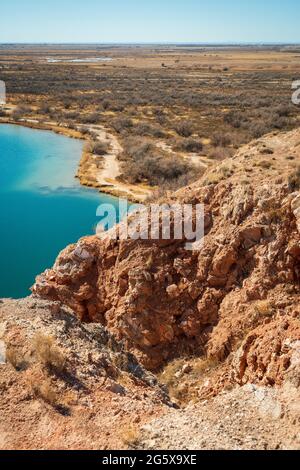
top-left (1, 41), bottom-right (300, 46)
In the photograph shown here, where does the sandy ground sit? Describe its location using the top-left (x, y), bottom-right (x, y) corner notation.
top-left (91, 126), bottom-right (121, 185)
top-left (0, 297), bottom-right (167, 450)
top-left (75, 124), bottom-right (122, 186)
top-left (138, 384), bottom-right (300, 450)
top-left (83, 124), bottom-right (153, 201)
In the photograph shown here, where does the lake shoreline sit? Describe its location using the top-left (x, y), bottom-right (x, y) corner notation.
top-left (0, 116), bottom-right (152, 203)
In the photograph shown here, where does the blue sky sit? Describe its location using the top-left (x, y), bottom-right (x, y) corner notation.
top-left (1, 0), bottom-right (299, 43)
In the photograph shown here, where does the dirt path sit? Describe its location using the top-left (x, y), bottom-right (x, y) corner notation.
top-left (86, 125), bottom-right (121, 185)
top-left (81, 124), bottom-right (152, 202)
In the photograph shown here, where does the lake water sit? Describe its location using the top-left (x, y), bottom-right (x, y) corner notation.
top-left (0, 124), bottom-right (120, 299)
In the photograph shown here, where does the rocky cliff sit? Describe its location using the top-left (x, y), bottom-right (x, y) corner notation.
top-left (33, 128), bottom-right (300, 394)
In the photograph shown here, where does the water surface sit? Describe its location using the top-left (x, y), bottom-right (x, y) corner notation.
top-left (0, 124), bottom-right (119, 298)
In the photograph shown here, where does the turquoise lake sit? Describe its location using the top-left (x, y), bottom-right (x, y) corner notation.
top-left (0, 124), bottom-right (120, 299)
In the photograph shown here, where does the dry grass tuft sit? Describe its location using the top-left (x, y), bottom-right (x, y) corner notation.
top-left (256, 160), bottom-right (272, 169)
top-left (28, 374), bottom-right (71, 414)
top-left (288, 166), bottom-right (300, 191)
top-left (86, 140), bottom-right (110, 156)
top-left (203, 163), bottom-right (234, 186)
top-left (254, 300), bottom-right (274, 318)
top-left (33, 334), bottom-right (66, 373)
top-left (32, 378), bottom-right (59, 406)
top-left (121, 425), bottom-right (140, 448)
top-left (5, 346), bottom-right (28, 371)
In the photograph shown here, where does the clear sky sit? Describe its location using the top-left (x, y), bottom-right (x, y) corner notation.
top-left (1, 0), bottom-right (300, 44)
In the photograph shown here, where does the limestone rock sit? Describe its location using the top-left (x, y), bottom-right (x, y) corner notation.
top-left (33, 128), bottom-right (300, 381)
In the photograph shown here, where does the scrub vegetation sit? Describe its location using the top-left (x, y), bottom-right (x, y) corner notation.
top-left (1, 44), bottom-right (300, 191)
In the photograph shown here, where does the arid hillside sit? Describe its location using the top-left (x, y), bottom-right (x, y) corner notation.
top-left (1, 127), bottom-right (299, 450)
top-left (34, 127), bottom-right (300, 382)
top-left (0, 297), bottom-right (169, 449)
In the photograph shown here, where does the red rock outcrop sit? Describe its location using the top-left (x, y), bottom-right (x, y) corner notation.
top-left (33, 129), bottom-right (300, 386)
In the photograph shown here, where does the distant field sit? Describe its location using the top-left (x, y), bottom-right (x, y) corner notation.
top-left (1, 44), bottom-right (300, 191)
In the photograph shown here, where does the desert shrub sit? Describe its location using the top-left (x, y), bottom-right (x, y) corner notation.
top-left (211, 131), bottom-right (233, 147)
top-left (256, 160), bottom-right (272, 169)
top-left (247, 121), bottom-right (272, 138)
top-left (132, 122), bottom-right (165, 138)
top-left (87, 140), bottom-right (110, 155)
top-left (102, 99), bottom-right (112, 110)
top-left (156, 114), bottom-right (167, 126)
top-left (208, 146), bottom-right (233, 160)
top-left (64, 110), bottom-right (80, 120)
top-left (174, 120), bottom-right (194, 137)
top-left (39, 104), bottom-right (52, 114)
top-left (121, 137), bottom-right (155, 161)
top-left (33, 334), bottom-right (66, 373)
top-left (174, 138), bottom-right (203, 153)
top-left (6, 346), bottom-right (28, 371)
top-left (11, 107), bottom-right (26, 121)
top-left (81, 112), bottom-right (100, 124)
top-left (78, 126), bottom-right (91, 135)
top-left (87, 131), bottom-right (98, 140)
top-left (100, 98), bottom-right (124, 112)
top-left (32, 378), bottom-right (59, 406)
top-left (203, 163), bottom-right (234, 185)
top-left (17, 105), bottom-right (32, 114)
top-left (260, 147), bottom-right (274, 155)
top-left (121, 425), bottom-right (140, 448)
top-left (275, 104), bottom-right (292, 117)
top-left (288, 166), bottom-right (300, 191)
top-left (224, 110), bottom-right (245, 128)
top-left (152, 108), bottom-right (165, 116)
top-left (125, 154), bottom-right (195, 186)
top-left (254, 300), bottom-right (273, 318)
top-left (60, 98), bottom-right (72, 109)
top-left (121, 137), bottom-right (197, 186)
top-left (163, 172), bottom-right (203, 190)
top-left (111, 117), bottom-right (133, 133)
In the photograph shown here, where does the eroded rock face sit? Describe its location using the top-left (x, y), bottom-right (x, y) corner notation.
top-left (291, 192), bottom-right (300, 232)
top-left (33, 129), bottom-right (300, 384)
top-left (234, 315), bottom-right (300, 387)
